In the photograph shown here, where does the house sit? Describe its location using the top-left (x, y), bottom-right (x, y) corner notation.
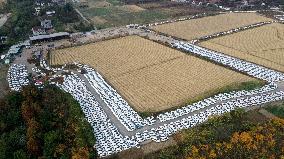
top-left (41, 19), bottom-right (52, 29)
top-left (35, 7), bottom-right (41, 16)
top-left (32, 27), bottom-right (46, 36)
top-left (0, 36), bottom-right (7, 44)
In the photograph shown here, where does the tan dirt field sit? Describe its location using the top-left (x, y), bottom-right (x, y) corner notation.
top-left (119, 5), bottom-right (145, 12)
top-left (200, 23), bottom-right (284, 73)
top-left (152, 13), bottom-right (272, 41)
top-left (88, 0), bottom-right (111, 8)
top-left (91, 16), bottom-right (107, 24)
top-left (51, 36), bottom-right (255, 112)
top-left (0, 0), bottom-right (5, 8)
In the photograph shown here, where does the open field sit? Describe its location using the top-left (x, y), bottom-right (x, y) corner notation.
top-left (265, 102), bottom-right (284, 119)
top-left (152, 13), bottom-right (272, 41)
top-left (79, 5), bottom-right (169, 28)
top-left (76, 0), bottom-right (217, 29)
top-left (0, 14), bottom-right (8, 27)
top-left (200, 23), bottom-right (284, 72)
top-left (0, 0), bottom-right (5, 7)
top-left (51, 36), bottom-right (256, 112)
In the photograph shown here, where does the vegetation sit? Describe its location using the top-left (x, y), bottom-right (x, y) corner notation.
top-left (0, 0), bottom-right (38, 45)
top-left (102, 10), bottom-right (168, 27)
top-left (0, 85), bottom-right (96, 158)
top-left (0, 65), bottom-right (9, 98)
top-left (38, 3), bottom-right (93, 32)
top-left (266, 103), bottom-right (284, 119)
top-left (145, 109), bottom-right (284, 159)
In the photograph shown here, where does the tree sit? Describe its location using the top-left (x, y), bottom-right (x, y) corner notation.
top-left (27, 137), bottom-right (41, 156)
top-left (72, 147), bottom-right (90, 159)
top-left (13, 149), bottom-right (28, 159)
top-left (0, 85), bottom-right (96, 158)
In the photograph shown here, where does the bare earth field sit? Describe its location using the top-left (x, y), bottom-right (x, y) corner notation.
top-left (200, 23), bottom-right (284, 73)
top-left (51, 36), bottom-right (256, 112)
top-left (152, 13), bottom-right (272, 41)
top-left (0, 0), bottom-right (5, 7)
top-left (0, 14), bottom-right (8, 27)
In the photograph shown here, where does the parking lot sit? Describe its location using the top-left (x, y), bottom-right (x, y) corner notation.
top-left (6, 17), bottom-right (284, 157)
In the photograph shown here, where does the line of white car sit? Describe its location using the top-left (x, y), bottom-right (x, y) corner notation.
top-left (7, 64), bottom-right (29, 91)
top-left (83, 65), bottom-right (156, 131)
top-left (157, 83), bottom-right (277, 122)
top-left (56, 74), bottom-right (139, 157)
top-left (190, 21), bottom-right (278, 44)
top-left (55, 72), bottom-right (284, 157)
top-left (173, 42), bottom-right (284, 82)
top-left (132, 90), bottom-right (284, 144)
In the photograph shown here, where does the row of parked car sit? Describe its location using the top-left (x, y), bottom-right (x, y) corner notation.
top-left (40, 59), bottom-right (65, 72)
top-left (57, 72), bottom-right (284, 158)
top-left (52, 65), bottom-right (284, 157)
top-left (7, 64), bottom-right (29, 91)
top-left (157, 83), bottom-right (277, 122)
top-left (56, 74), bottom-right (140, 157)
top-left (83, 66), bottom-right (156, 131)
top-left (191, 21), bottom-right (278, 44)
top-left (173, 42), bottom-right (284, 82)
top-left (133, 90), bottom-right (284, 145)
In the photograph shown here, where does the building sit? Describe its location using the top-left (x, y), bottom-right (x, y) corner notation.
top-left (52, 0), bottom-right (66, 5)
top-left (0, 55), bottom-right (5, 60)
top-left (0, 36), bottom-right (7, 44)
top-left (29, 32), bottom-right (70, 43)
top-left (32, 27), bottom-right (46, 36)
top-left (34, 7), bottom-right (41, 16)
top-left (41, 19), bottom-right (52, 29)
top-left (4, 59), bottom-right (10, 64)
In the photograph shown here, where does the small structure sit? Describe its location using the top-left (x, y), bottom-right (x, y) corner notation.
top-left (0, 36), bottom-right (7, 44)
top-left (46, 11), bottom-right (55, 16)
top-left (4, 59), bottom-right (10, 64)
top-left (52, 0), bottom-right (66, 5)
top-left (29, 32), bottom-right (70, 43)
top-left (0, 55), bottom-right (5, 60)
top-left (32, 27), bottom-right (46, 36)
top-left (35, 7), bottom-right (41, 16)
top-left (41, 19), bottom-right (52, 29)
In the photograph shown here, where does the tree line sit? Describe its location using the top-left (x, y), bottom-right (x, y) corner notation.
top-left (0, 85), bottom-right (96, 158)
top-left (144, 109), bottom-right (284, 159)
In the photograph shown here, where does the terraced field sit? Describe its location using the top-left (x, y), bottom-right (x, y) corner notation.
top-left (152, 12), bottom-right (272, 41)
top-left (200, 23), bottom-right (284, 72)
top-left (51, 36), bottom-right (256, 112)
